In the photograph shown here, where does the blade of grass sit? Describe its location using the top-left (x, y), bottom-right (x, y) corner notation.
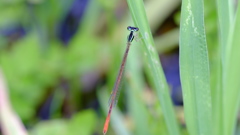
top-left (217, 0), bottom-right (233, 65)
top-left (224, 2), bottom-right (240, 135)
top-left (214, 0), bottom-right (233, 135)
top-left (126, 43), bottom-right (150, 135)
top-left (179, 0), bottom-right (212, 135)
top-left (127, 1), bottom-right (180, 135)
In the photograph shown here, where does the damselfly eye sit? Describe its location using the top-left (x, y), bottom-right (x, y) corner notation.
top-left (127, 26), bottom-right (132, 31)
top-left (133, 27), bottom-right (139, 32)
top-left (127, 26), bottom-right (139, 32)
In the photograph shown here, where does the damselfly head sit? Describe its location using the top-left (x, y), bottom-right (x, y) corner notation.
top-left (127, 26), bottom-right (139, 32)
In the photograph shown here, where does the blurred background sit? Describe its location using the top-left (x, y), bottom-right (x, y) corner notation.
top-left (0, 0), bottom-right (218, 135)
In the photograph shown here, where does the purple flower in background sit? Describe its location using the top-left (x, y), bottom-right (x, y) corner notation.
top-left (160, 50), bottom-right (183, 106)
top-left (58, 0), bottom-right (89, 44)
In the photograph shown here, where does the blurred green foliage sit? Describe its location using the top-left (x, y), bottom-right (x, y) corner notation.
top-left (29, 110), bottom-right (97, 135)
top-left (0, 0), bottom-right (101, 134)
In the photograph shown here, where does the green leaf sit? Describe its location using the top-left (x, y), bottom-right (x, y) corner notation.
top-left (30, 120), bottom-right (68, 135)
top-left (224, 2), bottom-right (240, 135)
top-left (30, 110), bottom-right (97, 135)
top-left (126, 42), bottom-right (151, 135)
top-left (217, 0), bottom-right (233, 61)
top-left (127, 0), bottom-right (180, 135)
top-left (68, 110), bottom-right (97, 135)
top-left (179, 0), bottom-right (212, 135)
top-left (213, 0), bottom-right (233, 134)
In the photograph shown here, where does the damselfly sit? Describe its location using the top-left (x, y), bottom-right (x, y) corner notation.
top-left (103, 26), bottom-right (139, 135)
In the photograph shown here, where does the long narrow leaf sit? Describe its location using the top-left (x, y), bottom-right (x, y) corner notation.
top-left (127, 1), bottom-right (180, 135)
top-left (224, 2), bottom-right (240, 135)
top-left (217, 0), bottom-right (233, 64)
top-left (214, 0), bottom-right (233, 135)
top-left (126, 44), bottom-right (150, 135)
top-left (179, 0), bottom-right (212, 134)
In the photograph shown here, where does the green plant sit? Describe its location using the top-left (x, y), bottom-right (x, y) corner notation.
top-left (123, 0), bottom-right (240, 135)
